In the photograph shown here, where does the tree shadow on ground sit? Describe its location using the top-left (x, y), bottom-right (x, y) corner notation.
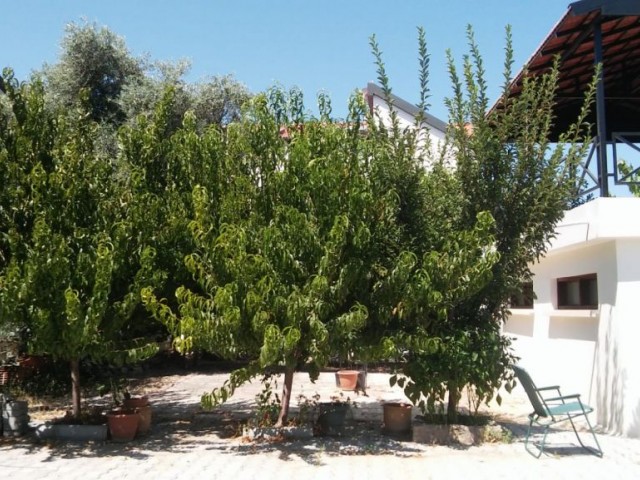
top-left (2, 366), bottom-right (553, 465)
top-left (1, 394), bottom-right (427, 466)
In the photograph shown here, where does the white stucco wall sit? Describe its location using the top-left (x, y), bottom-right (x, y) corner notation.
top-left (364, 84), bottom-right (450, 166)
top-left (370, 94), bottom-right (447, 155)
top-left (506, 197), bottom-right (640, 438)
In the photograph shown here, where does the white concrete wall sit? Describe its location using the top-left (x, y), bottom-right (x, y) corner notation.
top-left (552, 197), bottom-right (640, 251)
top-left (370, 95), bottom-right (449, 165)
top-left (606, 238), bottom-right (640, 437)
top-left (506, 197), bottom-right (640, 438)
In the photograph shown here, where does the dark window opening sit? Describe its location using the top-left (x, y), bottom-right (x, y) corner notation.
top-left (557, 274), bottom-right (598, 309)
top-left (510, 281), bottom-right (534, 308)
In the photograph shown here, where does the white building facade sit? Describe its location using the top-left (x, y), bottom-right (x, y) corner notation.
top-left (363, 82), bottom-right (640, 438)
top-left (363, 83), bottom-right (448, 160)
top-left (505, 197), bottom-right (640, 438)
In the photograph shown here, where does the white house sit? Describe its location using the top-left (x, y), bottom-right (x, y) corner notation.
top-left (363, 82), bottom-right (448, 160)
top-left (364, 79), bottom-right (640, 438)
top-left (505, 197), bottom-right (640, 438)
top-left (365, 1), bottom-right (640, 435)
top-left (495, 0), bottom-right (640, 439)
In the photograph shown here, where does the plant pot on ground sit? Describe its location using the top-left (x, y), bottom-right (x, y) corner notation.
top-left (2, 399), bottom-right (30, 437)
top-left (316, 401), bottom-right (351, 436)
top-left (382, 402), bottom-right (412, 435)
top-left (106, 408), bottom-right (140, 442)
top-left (123, 395), bottom-right (152, 434)
top-left (335, 370), bottom-right (360, 391)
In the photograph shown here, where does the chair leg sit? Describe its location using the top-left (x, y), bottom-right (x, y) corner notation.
top-left (524, 414), bottom-right (603, 459)
top-left (566, 415), bottom-right (604, 457)
top-left (524, 416), bottom-right (544, 459)
top-left (537, 424), bottom-right (551, 458)
top-left (579, 415), bottom-right (604, 457)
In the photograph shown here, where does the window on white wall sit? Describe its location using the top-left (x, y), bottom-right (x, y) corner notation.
top-left (509, 281), bottom-right (534, 308)
top-left (557, 274), bottom-right (598, 309)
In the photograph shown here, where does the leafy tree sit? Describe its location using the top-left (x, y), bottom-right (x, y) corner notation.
top-left (143, 90), bottom-right (378, 425)
top-left (119, 64), bottom-right (250, 134)
top-left (0, 70), bottom-right (158, 417)
top-left (41, 22), bottom-right (250, 134)
top-left (618, 161), bottom-right (640, 197)
top-left (116, 86), bottom-right (238, 330)
top-left (189, 75), bottom-right (251, 129)
top-left (143, 66), bottom-right (498, 425)
top-left (42, 21), bottom-right (144, 124)
top-left (391, 26), bottom-right (598, 422)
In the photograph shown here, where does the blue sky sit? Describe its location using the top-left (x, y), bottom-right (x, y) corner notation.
top-left (1, 0), bottom-right (572, 120)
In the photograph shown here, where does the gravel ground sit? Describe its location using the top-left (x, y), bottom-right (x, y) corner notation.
top-left (2, 364), bottom-right (639, 479)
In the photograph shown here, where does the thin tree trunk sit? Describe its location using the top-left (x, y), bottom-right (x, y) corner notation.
top-left (447, 382), bottom-right (459, 424)
top-left (275, 366), bottom-right (295, 427)
top-left (70, 358), bottom-right (81, 419)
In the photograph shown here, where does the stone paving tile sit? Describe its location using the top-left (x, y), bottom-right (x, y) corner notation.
top-left (1, 369), bottom-right (640, 479)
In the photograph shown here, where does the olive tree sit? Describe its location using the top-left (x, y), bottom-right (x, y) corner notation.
top-left (118, 62), bottom-right (251, 134)
top-left (41, 22), bottom-right (250, 136)
top-left (42, 21), bottom-right (144, 124)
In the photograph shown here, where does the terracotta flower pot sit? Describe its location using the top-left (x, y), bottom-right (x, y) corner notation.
top-left (123, 396), bottom-right (148, 409)
top-left (123, 397), bottom-right (151, 434)
top-left (383, 402), bottom-right (412, 434)
top-left (107, 409), bottom-right (140, 442)
top-left (336, 370), bottom-right (359, 391)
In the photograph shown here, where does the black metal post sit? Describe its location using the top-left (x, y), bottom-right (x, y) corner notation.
top-left (593, 20), bottom-right (609, 197)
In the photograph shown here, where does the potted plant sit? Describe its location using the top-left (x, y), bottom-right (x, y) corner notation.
top-left (2, 398), bottom-right (30, 437)
top-left (382, 401), bottom-right (413, 435)
top-left (122, 393), bottom-right (152, 435)
top-left (334, 349), bottom-right (368, 392)
top-left (335, 370), bottom-right (360, 391)
top-left (106, 407), bottom-right (140, 442)
top-left (100, 376), bottom-right (142, 441)
top-left (316, 393), bottom-right (354, 435)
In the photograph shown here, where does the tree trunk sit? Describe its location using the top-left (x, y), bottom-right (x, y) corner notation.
top-left (70, 358), bottom-right (81, 419)
top-left (275, 366), bottom-right (295, 427)
top-left (446, 382), bottom-right (459, 424)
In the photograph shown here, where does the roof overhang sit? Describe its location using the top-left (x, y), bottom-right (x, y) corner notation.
top-left (494, 0), bottom-right (640, 142)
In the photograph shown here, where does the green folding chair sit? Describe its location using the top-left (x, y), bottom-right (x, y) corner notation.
top-left (512, 365), bottom-right (603, 458)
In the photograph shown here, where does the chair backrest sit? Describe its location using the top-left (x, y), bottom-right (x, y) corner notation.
top-left (512, 365), bottom-right (548, 417)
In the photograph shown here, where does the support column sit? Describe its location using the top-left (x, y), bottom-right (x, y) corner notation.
top-left (594, 20), bottom-right (609, 197)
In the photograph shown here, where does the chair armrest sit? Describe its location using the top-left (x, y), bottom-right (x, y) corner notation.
top-left (544, 393), bottom-right (581, 403)
top-left (536, 385), bottom-right (561, 392)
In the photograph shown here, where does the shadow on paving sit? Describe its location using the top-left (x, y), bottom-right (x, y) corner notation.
top-left (1, 414), bottom-right (597, 466)
top-left (1, 392), bottom-right (429, 466)
top-left (490, 419), bottom-right (607, 459)
top-left (2, 363), bottom-right (597, 464)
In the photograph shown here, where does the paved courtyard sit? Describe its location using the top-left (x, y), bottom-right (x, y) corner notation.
top-left (2, 368), bottom-right (640, 479)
